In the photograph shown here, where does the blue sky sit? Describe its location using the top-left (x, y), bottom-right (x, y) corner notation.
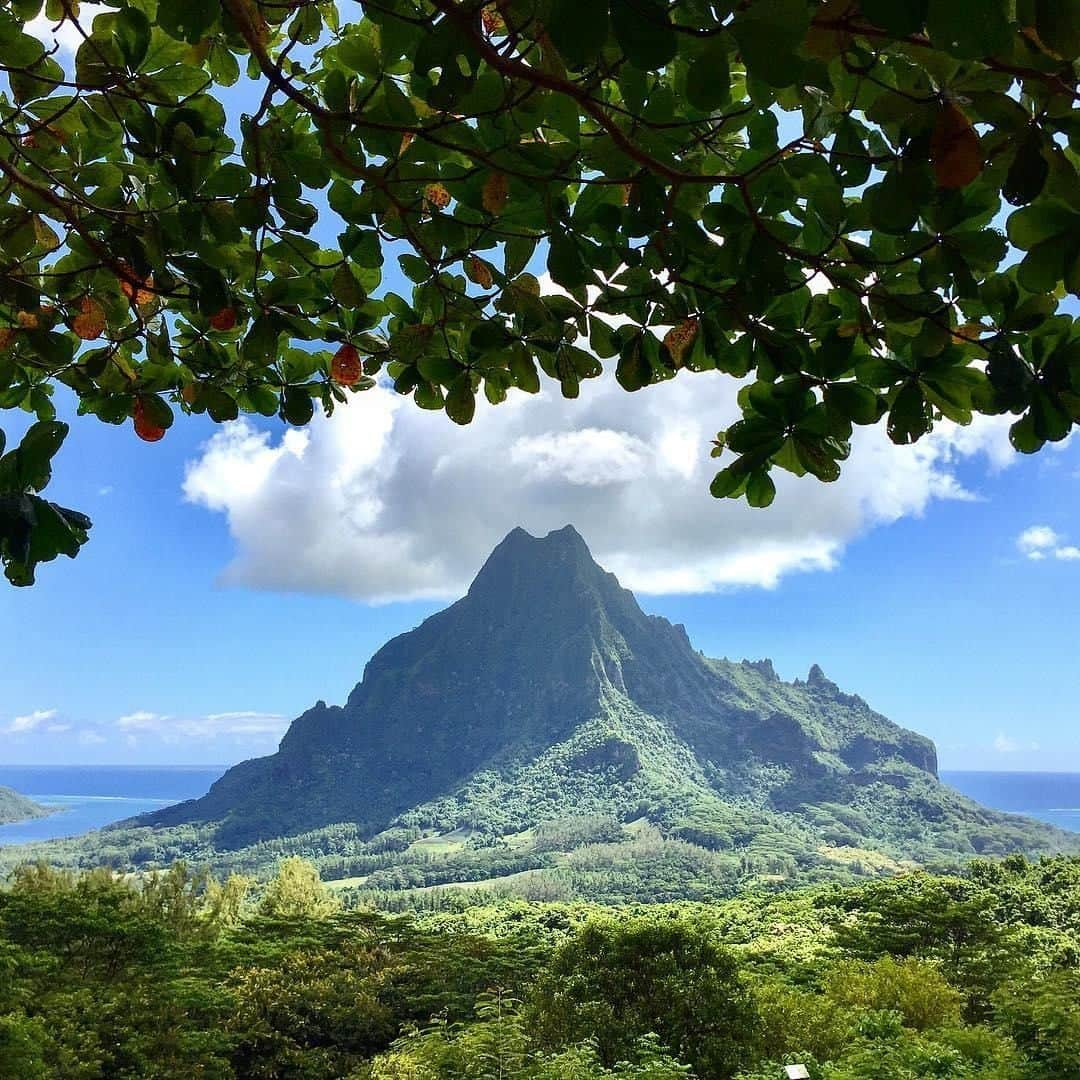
top-left (3, 9), bottom-right (1078, 772)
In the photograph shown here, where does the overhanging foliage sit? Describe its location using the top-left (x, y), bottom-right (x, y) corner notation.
top-left (1, 0), bottom-right (1079, 580)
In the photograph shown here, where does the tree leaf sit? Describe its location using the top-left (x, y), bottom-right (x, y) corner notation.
top-left (731, 0), bottom-right (809, 87)
top-left (445, 377), bottom-right (476, 425)
top-left (927, 0), bottom-right (1011, 58)
top-left (1035, 0), bottom-right (1080, 59)
top-left (860, 0), bottom-right (928, 36)
top-left (686, 38), bottom-right (731, 112)
top-left (1003, 127), bottom-right (1049, 206)
top-left (611, 0), bottom-right (678, 71)
top-left (930, 103), bottom-right (982, 189)
top-left (547, 0), bottom-right (609, 69)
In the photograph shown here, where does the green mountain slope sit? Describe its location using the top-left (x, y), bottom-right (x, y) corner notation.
top-left (0, 786), bottom-right (51, 825)
top-left (7, 527), bottom-right (1076, 896)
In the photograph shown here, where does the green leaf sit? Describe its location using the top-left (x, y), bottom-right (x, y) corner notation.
top-left (611, 0), bottom-right (678, 71)
top-left (615, 339), bottom-right (652, 392)
top-left (710, 465), bottom-right (746, 499)
top-left (548, 235), bottom-right (589, 289)
top-left (115, 7), bottom-right (151, 68)
top-left (927, 0), bottom-right (1011, 57)
top-left (547, 0), bottom-right (609, 69)
top-left (445, 377), bottom-right (476, 425)
top-left (281, 387), bottom-right (315, 426)
top-left (158, 0), bottom-right (219, 43)
top-left (417, 354), bottom-right (460, 386)
top-left (2, 31), bottom-right (45, 67)
top-left (332, 264), bottom-right (367, 308)
top-left (1036, 0), bottom-right (1080, 59)
top-left (686, 38), bottom-right (731, 112)
top-left (746, 470), bottom-right (776, 508)
top-left (825, 383), bottom-right (881, 425)
top-left (1004, 128), bottom-right (1049, 206)
top-left (859, 0), bottom-right (928, 35)
top-left (508, 345), bottom-right (540, 394)
top-left (731, 0), bottom-right (809, 87)
top-left (13, 420), bottom-right (67, 492)
top-left (505, 236), bottom-right (537, 278)
top-left (338, 27), bottom-right (381, 76)
top-left (887, 383), bottom-right (932, 444)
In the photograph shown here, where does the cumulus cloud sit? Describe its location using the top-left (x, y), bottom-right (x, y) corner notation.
top-left (182, 372), bottom-right (1018, 602)
top-left (116, 710), bottom-right (288, 741)
top-left (1017, 525), bottom-right (1080, 562)
top-left (3, 708), bottom-right (59, 735)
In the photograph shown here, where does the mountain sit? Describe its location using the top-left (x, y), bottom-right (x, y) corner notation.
top-left (98, 524), bottom-right (1076, 900)
top-left (0, 786), bottom-right (51, 825)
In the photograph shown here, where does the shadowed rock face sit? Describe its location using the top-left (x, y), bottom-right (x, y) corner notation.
top-left (148, 526), bottom-right (941, 848)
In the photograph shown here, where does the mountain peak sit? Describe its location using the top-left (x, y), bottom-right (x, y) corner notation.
top-left (150, 527), bottom-right (1002, 867)
top-left (479, 523), bottom-right (592, 565)
top-left (467, 524), bottom-right (614, 605)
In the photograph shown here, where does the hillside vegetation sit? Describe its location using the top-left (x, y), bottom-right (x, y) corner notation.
top-left (0, 787), bottom-right (50, 826)
top-left (0, 854), bottom-right (1078, 1079)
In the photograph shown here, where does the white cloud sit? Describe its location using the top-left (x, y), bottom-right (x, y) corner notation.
top-left (4, 708), bottom-right (58, 735)
top-left (182, 376), bottom-right (1019, 602)
top-left (1018, 525), bottom-right (1060, 556)
top-left (993, 733), bottom-right (1040, 754)
top-left (26, 4), bottom-right (106, 56)
top-left (116, 709), bottom-right (287, 741)
top-left (78, 729), bottom-right (107, 746)
top-left (1017, 524), bottom-right (1080, 562)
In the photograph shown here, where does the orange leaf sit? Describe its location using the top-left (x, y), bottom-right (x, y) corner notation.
top-left (931, 103), bottom-right (982, 189)
top-left (133, 399), bottom-right (165, 443)
top-left (466, 256), bottom-right (494, 290)
top-left (663, 318), bottom-right (699, 368)
top-left (16, 310), bottom-right (38, 329)
top-left (481, 5), bottom-right (506, 34)
top-left (482, 172), bottom-right (509, 215)
top-left (119, 264), bottom-right (155, 308)
top-left (0, 328), bottom-right (15, 350)
top-left (72, 297), bottom-right (106, 340)
top-left (331, 343), bottom-right (362, 385)
top-left (424, 183), bottom-right (451, 210)
top-left (209, 306), bottom-right (237, 331)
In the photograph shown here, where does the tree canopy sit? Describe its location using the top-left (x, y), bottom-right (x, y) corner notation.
top-left (1, 0), bottom-right (1079, 583)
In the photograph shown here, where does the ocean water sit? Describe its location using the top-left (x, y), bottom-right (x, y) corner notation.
top-left (0, 766), bottom-right (225, 846)
top-left (0, 766), bottom-right (1076, 847)
top-left (942, 771), bottom-right (1080, 833)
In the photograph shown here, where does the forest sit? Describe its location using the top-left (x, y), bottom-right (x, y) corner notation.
top-left (1, 853), bottom-right (1077, 1079)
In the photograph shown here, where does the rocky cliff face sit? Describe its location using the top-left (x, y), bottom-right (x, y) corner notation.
top-left (150, 526), bottom-right (947, 850)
